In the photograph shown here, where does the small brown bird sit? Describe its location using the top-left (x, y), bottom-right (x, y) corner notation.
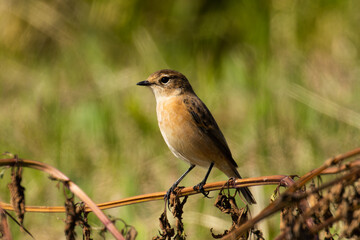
top-left (137, 69), bottom-right (256, 204)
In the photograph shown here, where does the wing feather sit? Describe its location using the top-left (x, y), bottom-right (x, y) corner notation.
top-left (184, 96), bottom-right (238, 168)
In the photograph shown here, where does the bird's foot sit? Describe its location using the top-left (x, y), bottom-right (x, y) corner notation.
top-left (165, 184), bottom-right (184, 210)
top-left (227, 177), bottom-right (237, 187)
top-left (193, 181), bottom-right (211, 198)
top-left (164, 186), bottom-right (174, 201)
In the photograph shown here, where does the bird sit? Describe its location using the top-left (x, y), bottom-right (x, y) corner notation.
top-left (137, 69), bottom-right (256, 205)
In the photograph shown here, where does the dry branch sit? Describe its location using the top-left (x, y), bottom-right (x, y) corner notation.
top-left (0, 147), bottom-right (359, 240)
top-left (1, 159), bottom-right (358, 213)
top-left (0, 175), bottom-right (292, 213)
top-left (0, 160), bottom-right (359, 212)
top-left (0, 208), bottom-right (12, 240)
top-left (222, 147), bottom-right (360, 240)
top-left (0, 158), bottom-right (124, 240)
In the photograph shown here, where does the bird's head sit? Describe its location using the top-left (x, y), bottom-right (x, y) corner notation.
top-left (137, 69), bottom-right (194, 100)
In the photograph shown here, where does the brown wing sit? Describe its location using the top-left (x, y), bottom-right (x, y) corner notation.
top-left (183, 96), bottom-right (238, 168)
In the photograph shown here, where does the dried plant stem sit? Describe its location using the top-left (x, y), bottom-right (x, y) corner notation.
top-left (0, 148), bottom-right (359, 240)
top-left (0, 208), bottom-right (12, 240)
top-left (287, 148), bottom-right (360, 193)
top-left (0, 159), bottom-right (124, 240)
top-left (0, 159), bottom-right (359, 214)
top-left (274, 170), bottom-right (360, 240)
top-left (223, 147), bottom-right (360, 240)
top-left (0, 175), bottom-right (291, 213)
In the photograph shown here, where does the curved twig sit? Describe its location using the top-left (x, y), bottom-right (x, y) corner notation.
top-left (222, 147), bottom-right (360, 240)
top-left (1, 159), bottom-right (358, 213)
top-left (0, 158), bottom-right (124, 240)
top-left (0, 175), bottom-right (289, 212)
top-left (1, 148), bottom-right (359, 240)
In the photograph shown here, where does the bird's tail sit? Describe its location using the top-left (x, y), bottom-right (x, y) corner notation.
top-left (230, 168), bottom-right (256, 205)
top-left (240, 186), bottom-right (256, 205)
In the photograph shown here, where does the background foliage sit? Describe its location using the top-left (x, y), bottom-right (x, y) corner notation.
top-left (0, 0), bottom-right (359, 239)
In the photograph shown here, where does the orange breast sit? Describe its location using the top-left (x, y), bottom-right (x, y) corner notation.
top-left (157, 96), bottom-right (191, 150)
top-left (156, 96), bottom-right (222, 167)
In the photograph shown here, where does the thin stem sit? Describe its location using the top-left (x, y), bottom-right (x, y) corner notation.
top-left (0, 158), bottom-right (124, 240)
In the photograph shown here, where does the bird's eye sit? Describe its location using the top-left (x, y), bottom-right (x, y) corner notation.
top-left (160, 77), bottom-right (170, 84)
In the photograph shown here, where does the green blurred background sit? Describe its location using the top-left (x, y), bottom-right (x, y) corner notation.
top-left (1, 0), bottom-right (359, 239)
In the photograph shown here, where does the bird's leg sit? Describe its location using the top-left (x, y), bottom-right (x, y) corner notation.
top-left (193, 162), bottom-right (214, 198)
top-left (165, 165), bottom-right (195, 208)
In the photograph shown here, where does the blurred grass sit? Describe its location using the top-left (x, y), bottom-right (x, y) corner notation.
top-left (1, 0), bottom-right (360, 239)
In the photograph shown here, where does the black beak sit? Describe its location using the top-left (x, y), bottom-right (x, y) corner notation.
top-left (136, 80), bottom-right (152, 86)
